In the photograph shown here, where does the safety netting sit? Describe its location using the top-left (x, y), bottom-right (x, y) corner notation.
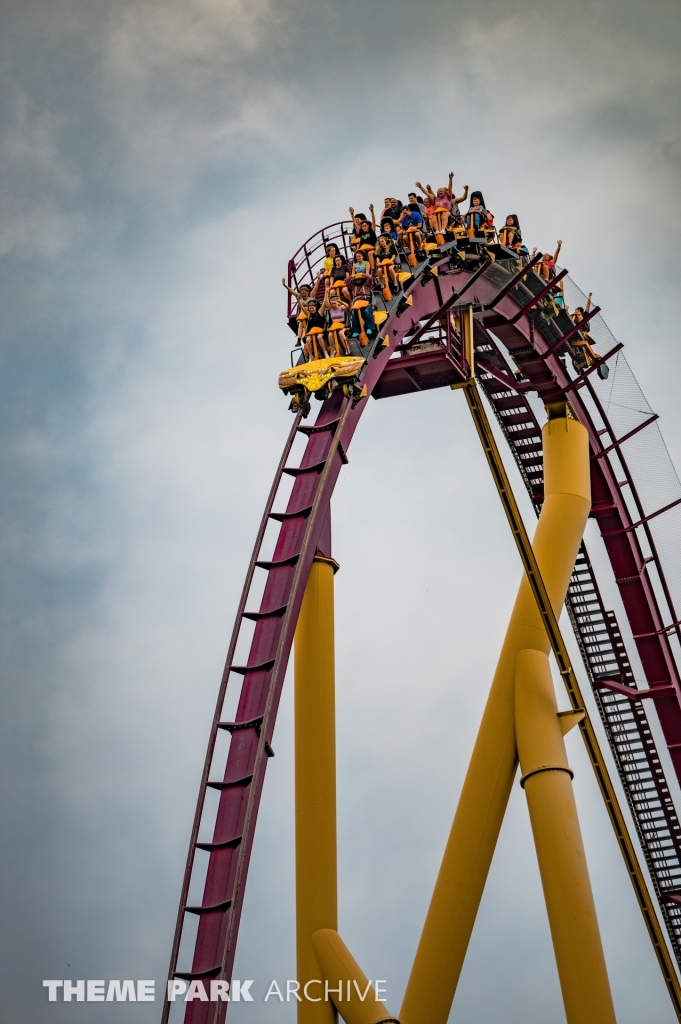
top-left (524, 273), bottom-right (681, 811)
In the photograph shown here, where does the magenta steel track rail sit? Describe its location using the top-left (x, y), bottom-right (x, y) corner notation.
top-left (165, 229), bottom-right (681, 1020)
top-left (161, 408), bottom-right (303, 1022)
top-left (165, 252), bottom-right (455, 1023)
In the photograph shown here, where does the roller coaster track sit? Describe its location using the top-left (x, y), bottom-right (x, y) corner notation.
top-left (164, 224), bottom-right (681, 1022)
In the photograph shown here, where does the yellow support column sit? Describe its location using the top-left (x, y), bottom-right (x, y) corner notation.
top-left (311, 929), bottom-right (399, 1024)
top-left (294, 557), bottom-right (338, 1024)
top-left (401, 413), bottom-right (591, 1024)
top-left (515, 648), bottom-right (616, 1023)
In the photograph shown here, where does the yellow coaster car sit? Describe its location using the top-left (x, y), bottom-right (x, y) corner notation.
top-left (279, 356), bottom-right (366, 413)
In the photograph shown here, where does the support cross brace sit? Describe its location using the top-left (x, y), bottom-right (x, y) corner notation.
top-left (461, 378), bottom-right (681, 1019)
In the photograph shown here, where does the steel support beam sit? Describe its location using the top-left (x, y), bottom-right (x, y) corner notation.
top-left (461, 380), bottom-right (681, 1020)
top-left (294, 557), bottom-right (339, 1024)
top-left (401, 396), bottom-right (608, 1024)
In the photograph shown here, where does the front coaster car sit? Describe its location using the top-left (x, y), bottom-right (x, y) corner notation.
top-left (279, 355), bottom-right (366, 414)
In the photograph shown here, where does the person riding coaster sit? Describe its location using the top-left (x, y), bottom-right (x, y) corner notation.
top-left (399, 203), bottom-right (425, 266)
top-left (279, 265), bottom-right (367, 413)
top-left (282, 272), bottom-right (322, 342)
top-left (499, 214), bottom-right (522, 250)
top-left (416, 174), bottom-right (468, 244)
top-left (538, 240), bottom-right (562, 282)
top-left (375, 233), bottom-right (399, 301)
top-left (323, 242), bottom-right (341, 280)
top-left (327, 254), bottom-right (352, 303)
top-left (434, 188), bottom-right (453, 240)
top-left (350, 300), bottom-right (377, 346)
top-left (303, 299), bottom-right (330, 361)
top-left (348, 250), bottom-right (378, 345)
top-left (380, 217), bottom-right (398, 241)
top-left (349, 205), bottom-right (377, 272)
top-left (570, 300), bottom-right (608, 379)
top-left (321, 287), bottom-right (351, 357)
top-left (465, 191), bottom-right (494, 240)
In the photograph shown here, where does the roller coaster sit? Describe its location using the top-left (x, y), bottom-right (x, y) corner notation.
top-left (162, 193), bottom-right (681, 1024)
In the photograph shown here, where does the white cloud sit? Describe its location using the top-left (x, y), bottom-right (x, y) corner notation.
top-left (104, 0), bottom-right (282, 75)
top-left (0, 92), bottom-right (80, 257)
top-left (94, 0), bottom-right (300, 199)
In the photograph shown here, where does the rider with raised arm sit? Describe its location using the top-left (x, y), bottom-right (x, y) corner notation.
top-left (375, 232), bottom-right (400, 300)
top-left (570, 293), bottom-right (608, 379)
top-left (539, 239), bottom-right (563, 281)
top-left (415, 181), bottom-right (437, 233)
top-left (431, 174), bottom-right (457, 242)
top-left (282, 272), bottom-right (322, 343)
top-left (448, 174), bottom-right (469, 230)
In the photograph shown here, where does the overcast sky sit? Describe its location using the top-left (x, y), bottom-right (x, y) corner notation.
top-left (2, 1), bottom-right (681, 1021)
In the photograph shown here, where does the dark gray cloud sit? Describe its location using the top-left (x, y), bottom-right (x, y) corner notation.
top-left (1, 0), bottom-right (680, 1021)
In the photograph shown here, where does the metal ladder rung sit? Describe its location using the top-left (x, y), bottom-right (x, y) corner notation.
top-left (175, 966), bottom-right (223, 980)
top-left (298, 419), bottom-right (340, 436)
top-left (255, 554), bottom-right (299, 570)
top-left (243, 606), bottom-right (287, 622)
top-left (206, 775), bottom-right (253, 791)
top-left (195, 837), bottom-right (242, 852)
top-left (229, 662), bottom-right (275, 676)
top-left (184, 900), bottom-right (233, 917)
top-left (283, 462), bottom-right (326, 477)
top-left (218, 716), bottom-right (264, 731)
top-left (269, 505), bottom-right (313, 522)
